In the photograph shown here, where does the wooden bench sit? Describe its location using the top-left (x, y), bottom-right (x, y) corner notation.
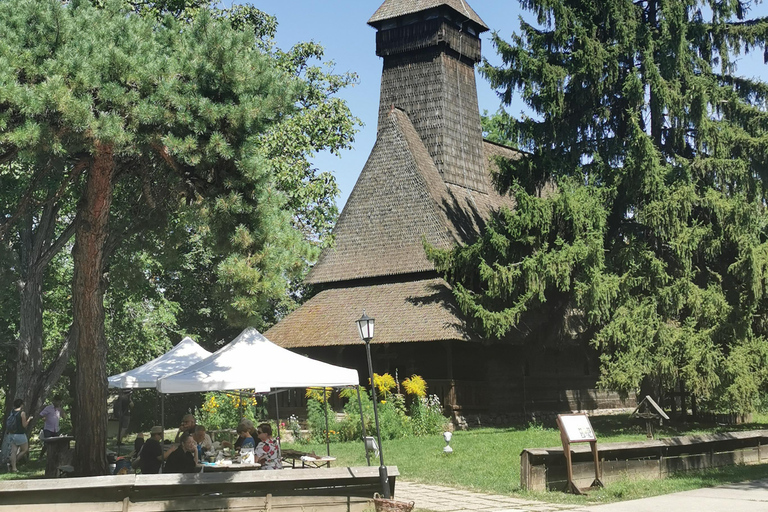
top-left (0, 465), bottom-right (399, 512)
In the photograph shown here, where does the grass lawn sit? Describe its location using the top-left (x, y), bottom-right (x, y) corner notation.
top-left (3, 413), bottom-right (768, 509)
top-left (281, 413), bottom-right (768, 506)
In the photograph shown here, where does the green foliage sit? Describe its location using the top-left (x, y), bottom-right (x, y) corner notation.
top-left (409, 395), bottom-right (449, 437)
top-left (196, 391), bottom-right (259, 430)
top-left (306, 382), bottom-right (449, 443)
top-left (306, 396), bottom-right (335, 443)
top-left (433, 0), bottom-right (768, 412)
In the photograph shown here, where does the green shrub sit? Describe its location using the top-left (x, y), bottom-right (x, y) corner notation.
top-left (303, 377), bottom-right (450, 444)
top-left (196, 391), bottom-right (259, 430)
top-left (409, 394), bottom-right (448, 436)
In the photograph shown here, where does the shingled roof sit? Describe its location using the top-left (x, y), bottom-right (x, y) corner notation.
top-left (267, 0), bottom-right (520, 349)
top-left (368, 0), bottom-right (488, 31)
top-left (305, 108), bottom-right (515, 285)
top-left (265, 278), bottom-right (478, 347)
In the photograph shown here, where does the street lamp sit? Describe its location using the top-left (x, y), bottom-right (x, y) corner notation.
top-left (356, 311), bottom-right (390, 499)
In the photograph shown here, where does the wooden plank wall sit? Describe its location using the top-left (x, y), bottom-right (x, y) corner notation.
top-left (520, 431), bottom-right (767, 491)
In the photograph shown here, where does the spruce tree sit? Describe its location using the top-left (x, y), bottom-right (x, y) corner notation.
top-left (431, 0), bottom-right (768, 412)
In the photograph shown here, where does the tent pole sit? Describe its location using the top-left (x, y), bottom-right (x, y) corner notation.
top-left (161, 394), bottom-right (165, 438)
top-left (274, 391), bottom-right (281, 441)
top-left (323, 388), bottom-right (330, 456)
top-left (357, 386), bottom-right (371, 466)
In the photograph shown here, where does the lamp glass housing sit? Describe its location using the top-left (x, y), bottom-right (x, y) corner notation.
top-left (356, 312), bottom-right (375, 341)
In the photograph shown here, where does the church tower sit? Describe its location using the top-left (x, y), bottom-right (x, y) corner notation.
top-left (370, 0), bottom-right (490, 193)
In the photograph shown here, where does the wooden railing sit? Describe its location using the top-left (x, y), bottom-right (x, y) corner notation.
top-left (0, 466), bottom-right (400, 512)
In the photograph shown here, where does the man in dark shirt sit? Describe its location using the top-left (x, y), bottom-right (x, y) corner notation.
top-left (139, 426), bottom-right (164, 474)
top-left (164, 433), bottom-right (198, 473)
top-left (173, 414), bottom-right (197, 442)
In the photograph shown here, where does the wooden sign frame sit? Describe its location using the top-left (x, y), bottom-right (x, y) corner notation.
top-left (556, 414), bottom-right (603, 494)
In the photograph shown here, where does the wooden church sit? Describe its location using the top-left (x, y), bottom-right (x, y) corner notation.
top-left (265, 0), bottom-right (632, 425)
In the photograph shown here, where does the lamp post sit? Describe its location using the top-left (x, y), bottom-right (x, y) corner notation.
top-left (356, 311), bottom-right (390, 499)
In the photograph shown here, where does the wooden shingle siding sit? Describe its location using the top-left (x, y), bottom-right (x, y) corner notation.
top-left (376, 20), bottom-right (482, 62)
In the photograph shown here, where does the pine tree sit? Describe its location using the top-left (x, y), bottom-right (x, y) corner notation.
top-left (0, 0), bottom-right (300, 474)
top-left (432, 0), bottom-right (768, 412)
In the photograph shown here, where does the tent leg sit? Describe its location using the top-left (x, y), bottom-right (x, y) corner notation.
top-left (323, 389), bottom-right (330, 457)
top-left (275, 392), bottom-right (281, 441)
top-left (357, 386), bottom-right (370, 466)
top-left (161, 394), bottom-right (165, 437)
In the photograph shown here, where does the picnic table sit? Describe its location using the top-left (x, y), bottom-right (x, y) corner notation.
top-left (200, 461), bottom-right (261, 472)
top-left (281, 449), bottom-right (336, 468)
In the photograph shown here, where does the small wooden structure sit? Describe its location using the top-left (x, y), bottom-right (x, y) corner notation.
top-left (41, 435), bottom-right (74, 477)
top-left (630, 395), bottom-right (669, 439)
top-left (556, 413), bottom-right (603, 494)
top-left (521, 430), bottom-right (768, 491)
top-left (0, 465), bottom-right (399, 512)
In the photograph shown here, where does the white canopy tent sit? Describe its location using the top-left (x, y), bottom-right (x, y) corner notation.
top-left (156, 328), bottom-right (364, 460)
top-left (156, 327), bottom-right (359, 393)
top-left (107, 336), bottom-right (212, 453)
top-left (108, 337), bottom-right (212, 389)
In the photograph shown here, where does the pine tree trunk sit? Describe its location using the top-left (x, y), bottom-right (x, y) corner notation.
top-left (72, 143), bottom-right (114, 476)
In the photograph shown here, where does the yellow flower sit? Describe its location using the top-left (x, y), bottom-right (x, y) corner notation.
top-left (402, 374), bottom-right (428, 397)
top-left (381, 400), bottom-right (386, 404)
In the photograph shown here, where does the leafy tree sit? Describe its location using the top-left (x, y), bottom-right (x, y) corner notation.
top-left (0, 0), bottom-right (358, 446)
top-left (0, 0), bottom-right (305, 474)
top-left (432, 0), bottom-right (768, 412)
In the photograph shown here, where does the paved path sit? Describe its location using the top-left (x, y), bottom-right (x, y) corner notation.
top-left (395, 481), bottom-right (579, 512)
top-left (395, 478), bottom-right (768, 512)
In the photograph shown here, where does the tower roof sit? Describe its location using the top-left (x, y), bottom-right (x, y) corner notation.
top-left (368, 0), bottom-right (488, 32)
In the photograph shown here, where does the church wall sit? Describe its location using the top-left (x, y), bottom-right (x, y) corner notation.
top-left (291, 341), bottom-right (634, 428)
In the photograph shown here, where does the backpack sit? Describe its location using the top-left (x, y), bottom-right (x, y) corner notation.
top-left (5, 411), bottom-right (20, 433)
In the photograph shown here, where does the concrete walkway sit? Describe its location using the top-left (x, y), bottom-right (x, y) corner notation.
top-left (395, 478), bottom-right (768, 512)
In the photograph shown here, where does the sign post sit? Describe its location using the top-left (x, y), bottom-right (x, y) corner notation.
top-left (556, 413), bottom-right (603, 494)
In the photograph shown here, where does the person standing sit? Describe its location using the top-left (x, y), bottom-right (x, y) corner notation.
top-left (39, 395), bottom-right (66, 458)
top-left (113, 390), bottom-right (133, 442)
top-left (6, 399), bottom-right (33, 472)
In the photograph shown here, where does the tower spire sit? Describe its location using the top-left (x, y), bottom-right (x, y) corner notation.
top-left (369, 0), bottom-right (489, 192)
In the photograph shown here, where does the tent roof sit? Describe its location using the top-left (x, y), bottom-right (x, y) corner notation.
top-left (156, 328), bottom-right (359, 394)
top-left (108, 337), bottom-right (212, 389)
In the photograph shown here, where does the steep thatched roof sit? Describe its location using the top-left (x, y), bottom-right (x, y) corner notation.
top-left (265, 278), bottom-right (479, 348)
top-left (368, 0), bottom-right (488, 32)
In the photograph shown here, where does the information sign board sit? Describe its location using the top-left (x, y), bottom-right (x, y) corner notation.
top-left (558, 414), bottom-right (596, 443)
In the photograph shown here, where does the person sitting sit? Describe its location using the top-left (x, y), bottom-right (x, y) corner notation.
top-left (164, 433), bottom-right (198, 473)
top-left (139, 426), bottom-right (164, 474)
top-left (193, 425), bottom-right (213, 461)
top-left (173, 414), bottom-right (197, 442)
top-left (254, 423), bottom-right (282, 470)
top-left (236, 422), bottom-right (255, 450)
top-left (222, 419), bottom-right (256, 451)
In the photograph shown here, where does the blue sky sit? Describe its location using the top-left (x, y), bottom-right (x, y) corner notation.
top-left (251, 0), bottom-right (527, 209)
top-left (248, 0), bottom-right (768, 210)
